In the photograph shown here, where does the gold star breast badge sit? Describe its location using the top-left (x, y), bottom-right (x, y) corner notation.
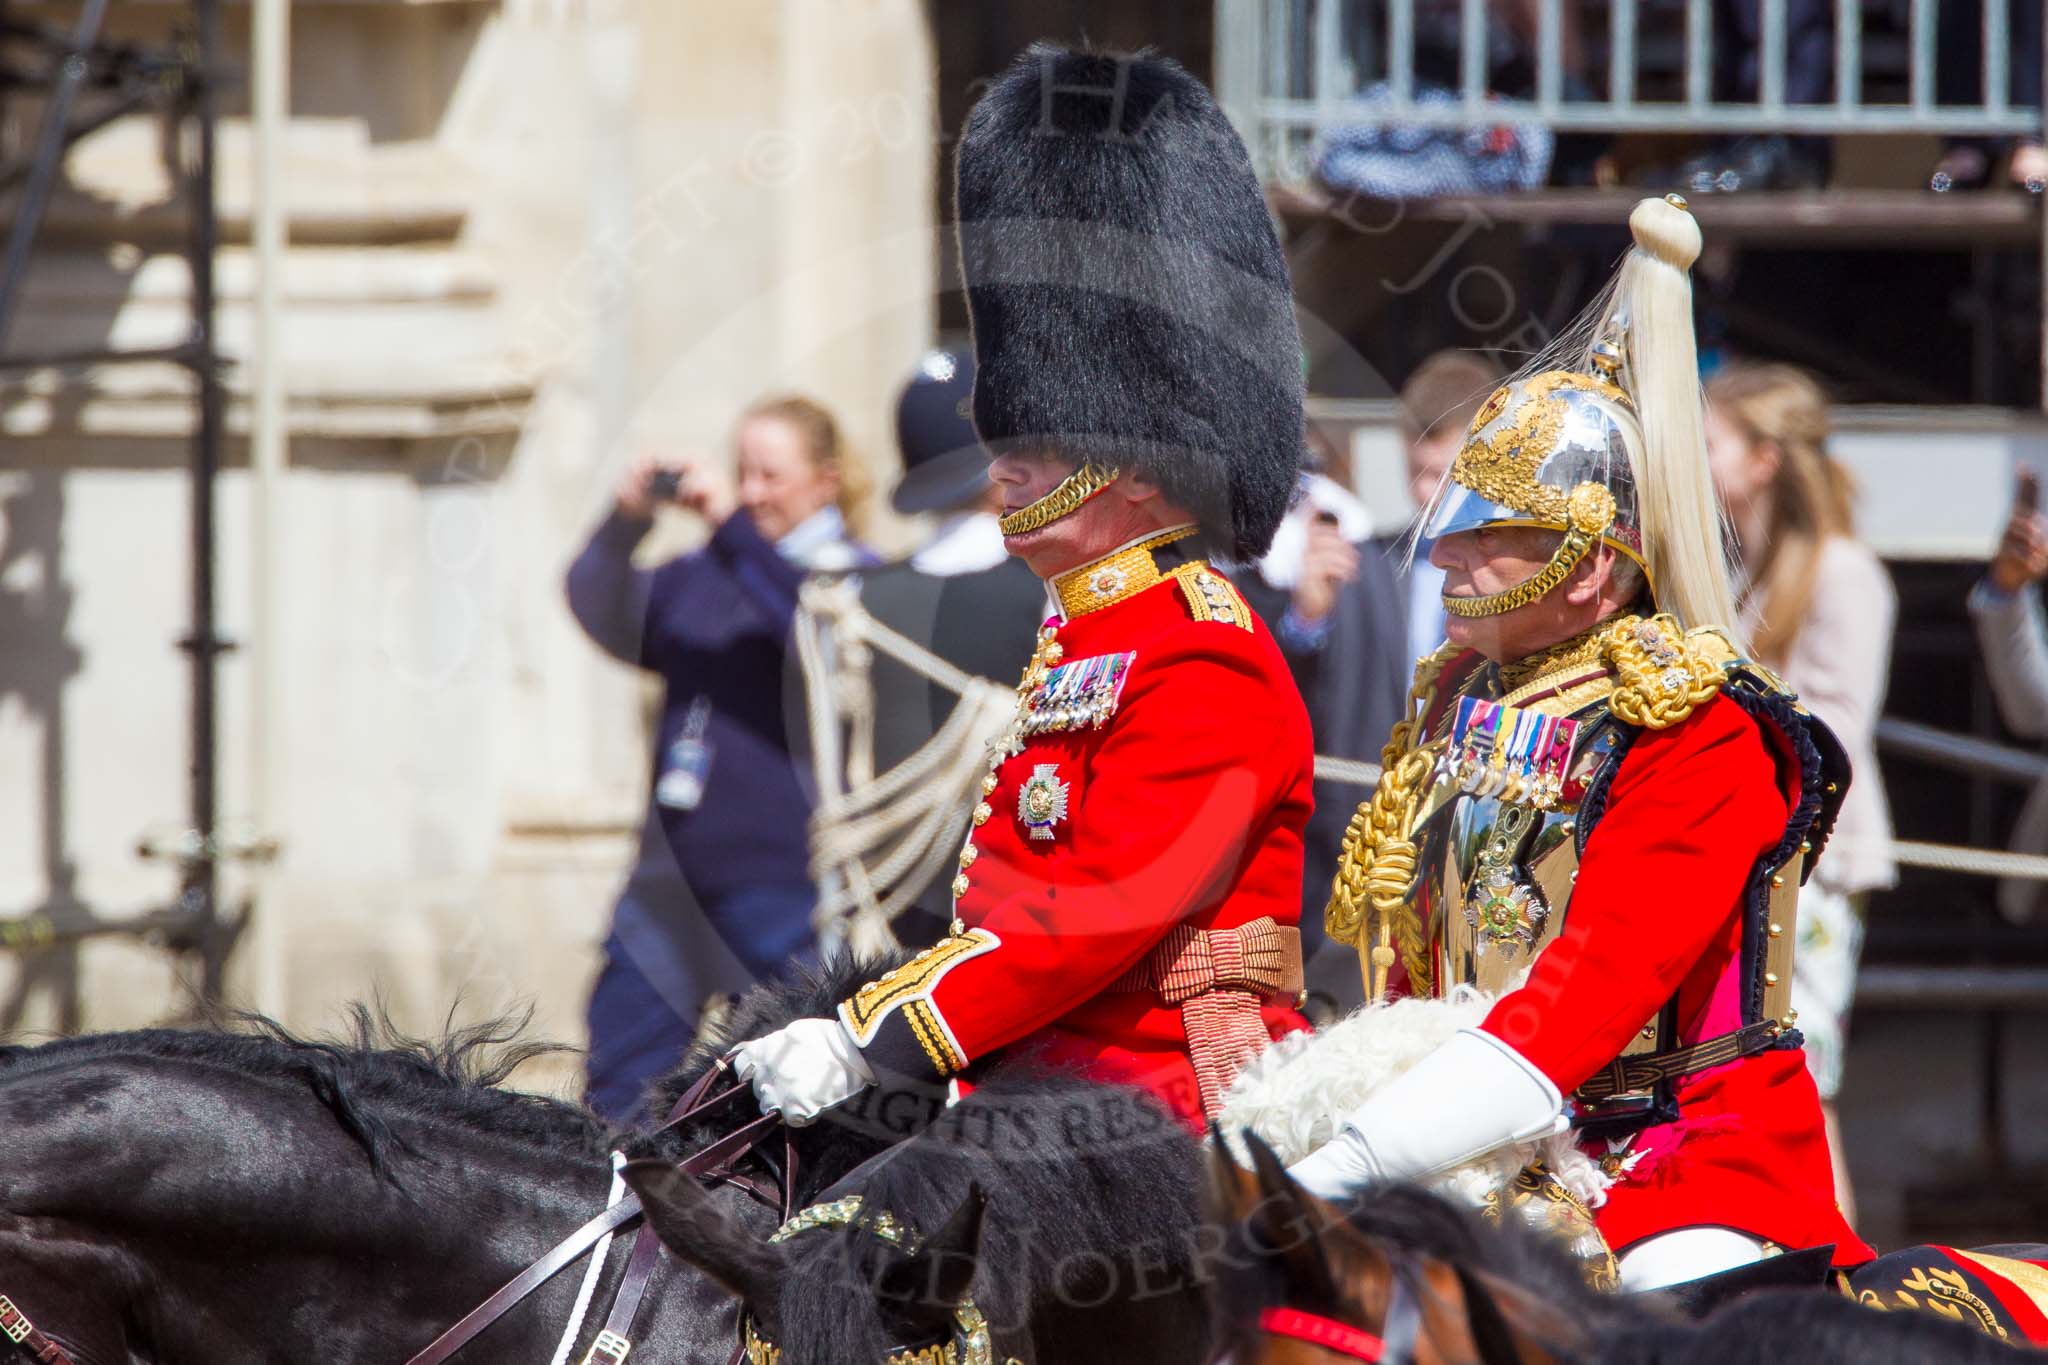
top-left (1017, 764), bottom-right (1071, 840)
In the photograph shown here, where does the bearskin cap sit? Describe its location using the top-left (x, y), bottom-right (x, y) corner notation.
top-left (955, 44), bottom-right (1305, 562)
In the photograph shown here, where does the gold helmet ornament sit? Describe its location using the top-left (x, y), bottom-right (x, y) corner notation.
top-left (1426, 356), bottom-right (1649, 618)
top-left (1424, 194), bottom-right (1742, 636)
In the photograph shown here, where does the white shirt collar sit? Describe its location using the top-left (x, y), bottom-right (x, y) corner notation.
top-left (776, 506), bottom-right (853, 569)
top-left (910, 512), bottom-right (1009, 577)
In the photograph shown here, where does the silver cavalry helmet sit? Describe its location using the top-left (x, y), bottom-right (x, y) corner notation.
top-left (1424, 342), bottom-right (1654, 619)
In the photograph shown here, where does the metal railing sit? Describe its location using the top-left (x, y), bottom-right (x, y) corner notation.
top-left (1216, 0), bottom-right (2046, 181)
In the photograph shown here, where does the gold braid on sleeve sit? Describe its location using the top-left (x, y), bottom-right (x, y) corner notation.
top-left (1325, 644), bottom-right (1460, 1002)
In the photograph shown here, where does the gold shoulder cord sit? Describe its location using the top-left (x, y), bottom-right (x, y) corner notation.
top-left (1325, 643), bottom-right (1462, 1002)
top-left (1602, 613), bottom-right (1729, 728)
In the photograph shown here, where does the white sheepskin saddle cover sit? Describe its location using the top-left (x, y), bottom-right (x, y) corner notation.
top-left (1216, 985), bottom-right (1613, 1212)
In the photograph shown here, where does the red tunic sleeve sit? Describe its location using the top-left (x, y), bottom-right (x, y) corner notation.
top-left (1479, 694), bottom-right (1787, 1091)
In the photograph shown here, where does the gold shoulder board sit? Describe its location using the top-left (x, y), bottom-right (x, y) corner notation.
top-left (1171, 564), bottom-right (1255, 632)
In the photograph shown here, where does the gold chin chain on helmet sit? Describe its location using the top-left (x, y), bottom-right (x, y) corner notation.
top-left (1440, 483), bottom-right (1618, 619)
top-left (996, 462), bottom-right (1120, 536)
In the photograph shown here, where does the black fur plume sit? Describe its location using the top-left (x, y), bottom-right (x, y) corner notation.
top-left (955, 44), bottom-right (1305, 561)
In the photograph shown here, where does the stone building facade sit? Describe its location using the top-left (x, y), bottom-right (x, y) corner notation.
top-left (0, 0), bottom-right (937, 1094)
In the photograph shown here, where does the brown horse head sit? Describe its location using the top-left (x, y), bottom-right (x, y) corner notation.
top-left (1201, 1132), bottom-right (1588, 1365)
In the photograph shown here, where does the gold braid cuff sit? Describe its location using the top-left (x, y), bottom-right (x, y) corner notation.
top-left (1440, 483), bottom-right (1618, 619)
top-left (996, 463), bottom-right (1120, 536)
top-left (1325, 643), bottom-right (1462, 1001)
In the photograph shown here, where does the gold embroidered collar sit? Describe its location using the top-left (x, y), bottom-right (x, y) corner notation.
top-left (1048, 525), bottom-right (1200, 620)
top-left (1496, 623), bottom-right (1611, 703)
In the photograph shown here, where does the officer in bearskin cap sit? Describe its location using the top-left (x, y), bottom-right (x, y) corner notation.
top-left (1288, 195), bottom-right (1874, 1288)
top-left (730, 43), bottom-right (1316, 1129)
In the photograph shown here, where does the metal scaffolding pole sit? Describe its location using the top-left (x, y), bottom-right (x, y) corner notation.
top-left (179, 0), bottom-right (226, 998)
top-left (0, 0), bottom-right (249, 1011)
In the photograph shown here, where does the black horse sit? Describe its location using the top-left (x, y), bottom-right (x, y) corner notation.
top-left (623, 1065), bottom-right (1211, 1365)
top-left (0, 967), bottom-right (897, 1365)
top-left (0, 958), bottom-right (1213, 1365)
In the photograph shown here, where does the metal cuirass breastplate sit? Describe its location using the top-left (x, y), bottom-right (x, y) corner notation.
top-left (1409, 712), bottom-right (1624, 998)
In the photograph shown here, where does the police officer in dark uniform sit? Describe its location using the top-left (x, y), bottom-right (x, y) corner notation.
top-left (848, 347), bottom-right (1047, 946)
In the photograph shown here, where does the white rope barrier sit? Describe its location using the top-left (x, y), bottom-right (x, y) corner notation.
top-left (1888, 840), bottom-right (2048, 883)
top-left (800, 590), bottom-right (2048, 918)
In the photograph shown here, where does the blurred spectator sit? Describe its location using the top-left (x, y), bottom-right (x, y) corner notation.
top-left (567, 394), bottom-right (875, 1121)
top-left (1679, 0), bottom-right (1834, 191)
top-left (1705, 362), bottom-right (1896, 1222)
top-left (1969, 467), bottom-right (2048, 924)
top-left (1932, 0), bottom-right (2045, 192)
top-left (1237, 425), bottom-right (1409, 1012)
top-left (1384, 350), bottom-right (1506, 668)
top-left (842, 348), bottom-right (1044, 948)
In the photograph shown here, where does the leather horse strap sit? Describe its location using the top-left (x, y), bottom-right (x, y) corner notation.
top-left (593, 1122), bottom-right (802, 1365)
top-left (0, 1295), bottom-right (78, 1365)
top-left (1255, 1308), bottom-right (1384, 1362)
top-left (1254, 1255), bottom-right (1424, 1365)
top-left (406, 1063), bottom-right (783, 1365)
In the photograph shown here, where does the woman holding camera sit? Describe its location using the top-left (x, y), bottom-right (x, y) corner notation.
top-left (565, 394), bottom-right (874, 1121)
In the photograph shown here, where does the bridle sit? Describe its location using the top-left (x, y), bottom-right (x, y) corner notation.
top-left (1255, 1307), bottom-right (1390, 1362)
top-left (1253, 1252), bottom-right (1420, 1364)
top-left (1250, 1247), bottom-right (1555, 1365)
top-left (403, 1057), bottom-right (794, 1365)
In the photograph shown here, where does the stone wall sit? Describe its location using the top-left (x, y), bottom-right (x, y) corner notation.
top-left (0, 0), bottom-right (936, 1098)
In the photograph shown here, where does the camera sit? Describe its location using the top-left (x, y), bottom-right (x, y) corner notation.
top-left (649, 469), bottom-right (681, 501)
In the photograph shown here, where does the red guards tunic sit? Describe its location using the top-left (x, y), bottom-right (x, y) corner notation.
top-left (836, 528), bottom-right (1315, 1126)
top-left (1473, 687), bottom-right (1873, 1265)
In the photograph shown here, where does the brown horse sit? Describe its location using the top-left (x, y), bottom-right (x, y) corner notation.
top-left (1202, 1135), bottom-right (2033, 1365)
top-left (1203, 1135), bottom-right (1581, 1364)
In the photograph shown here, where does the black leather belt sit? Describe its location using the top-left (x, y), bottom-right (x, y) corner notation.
top-left (1573, 1019), bottom-right (1783, 1105)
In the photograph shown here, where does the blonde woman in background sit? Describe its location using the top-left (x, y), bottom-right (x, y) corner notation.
top-left (566, 393), bottom-right (876, 1121)
top-left (1705, 362), bottom-right (1897, 1223)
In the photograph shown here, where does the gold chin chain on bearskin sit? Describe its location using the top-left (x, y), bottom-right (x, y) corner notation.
top-left (1440, 482), bottom-right (1618, 619)
top-left (740, 1196), bottom-right (1018, 1365)
top-left (996, 462), bottom-right (1120, 536)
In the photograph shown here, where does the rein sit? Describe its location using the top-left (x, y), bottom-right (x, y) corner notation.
top-left (0, 1296), bottom-right (76, 1365)
top-left (405, 1059), bottom-right (793, 1365)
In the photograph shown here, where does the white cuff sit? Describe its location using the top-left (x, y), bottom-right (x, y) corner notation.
top-left (1288, 1028), bottom-right (1565, 1197)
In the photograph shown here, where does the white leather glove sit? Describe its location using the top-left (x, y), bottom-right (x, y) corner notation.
top-left (729, 1017), bottom-right (876, 1126)
top-left (1287, 1028), bottom-right (1567, 1202)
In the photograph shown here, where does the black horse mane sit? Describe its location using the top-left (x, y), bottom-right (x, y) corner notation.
top-left (1342, 1184), bottom-right (1605, 1305)
top-left (0, 1005), bottom-right (599, 1175)
top-left (0, 953), bottom-right (908, 1184)
top-left (764, 1062), bottom-right (1204, 1363)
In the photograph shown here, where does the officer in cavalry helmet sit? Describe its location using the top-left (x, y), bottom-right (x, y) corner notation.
top-left (1289, 195), bottom-right (1874, 1288)
top-left (728, 44), bottom-right (1316, 1131)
